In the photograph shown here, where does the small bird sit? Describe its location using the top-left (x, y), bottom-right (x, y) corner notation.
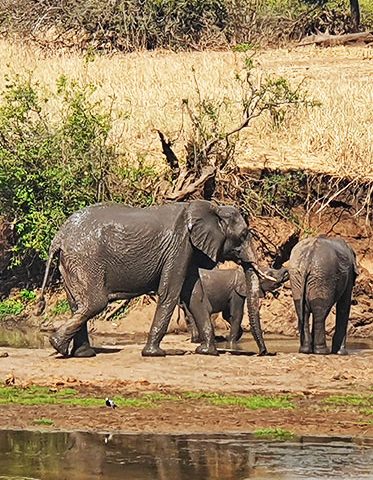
top-left (105, 397), bottom-right (117, 409)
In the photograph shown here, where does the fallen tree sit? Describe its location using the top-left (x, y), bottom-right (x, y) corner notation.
top-left (297, 30), bottom-right (373, 46)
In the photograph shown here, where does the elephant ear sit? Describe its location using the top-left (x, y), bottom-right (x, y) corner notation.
top-left (234, 269), bottom-right (247, 297)
top-left (187, 200), bottom-right (225, 262)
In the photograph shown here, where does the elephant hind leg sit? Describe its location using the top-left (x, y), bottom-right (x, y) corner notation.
top-left (71, 323), bottom-right (96, 358)
top-left (309, 299), bottom-right (333, 354)
top-left (294, 299), bottom-right (312, 354)
top-left (332, 286), bottom-right (353, 355)
top-left (50, 298), bottom-right (107, 357)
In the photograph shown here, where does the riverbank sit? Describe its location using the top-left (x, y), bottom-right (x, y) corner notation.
top-left (0, 333), bottom-right (372, 438)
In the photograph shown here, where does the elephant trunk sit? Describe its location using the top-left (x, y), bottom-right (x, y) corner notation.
top-left (244, 266), bottom-right (267, 355)
top-left (240, 238), bottom-right (268, 355)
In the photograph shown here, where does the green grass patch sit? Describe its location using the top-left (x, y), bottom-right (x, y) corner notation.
top-left (324, 394), bottom-right (373, 408)
top-left (0, 299), bottom-right (24, 317)
top-left (51, 299), bottom-right (71, 316)
top-left (254, 427), bottom-right (294, 441)
top-left (0, 387), bottom-right (295, 410)
top-left (182, 392), bottom-right (294, 410)
top-left (0, 386), bottom-right (176, 408)
top-left (33, 418), bottom-right (54, 426)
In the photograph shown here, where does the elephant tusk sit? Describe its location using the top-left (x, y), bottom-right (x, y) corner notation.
top-left (251, 264), bottom-right (278, 283)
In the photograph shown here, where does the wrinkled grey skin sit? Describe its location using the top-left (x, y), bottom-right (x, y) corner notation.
top-left (184, 267), bottom-right (289, 347)
top-left (37, 200), bottom-right (270, 358)
top-left (288, 236), bottom-right (358, 355)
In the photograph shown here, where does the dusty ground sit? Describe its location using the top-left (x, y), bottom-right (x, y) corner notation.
top-left (0, 333), bottom-right (372, 438)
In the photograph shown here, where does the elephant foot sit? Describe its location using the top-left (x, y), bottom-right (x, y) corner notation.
top-left (49, 334), bottom-right (70, 357)
top-left (313, 345), bottom-right (330, 355)
top-left (71, 344), bottom-right (96, 358)
top-left (215, 335), bottom-right (227, 343)
top-left (190, 335), bottom-right (202, 344)
top-left (141, 345), bottom-right (166, 357)
top-left (299, 345), bottom-right (312, 354)
top-left (226, 340), bottom-right (238, 350)
top-left (195, 344), bottom-right (219, 356)
top-left (333, 347), bottom-right (348, 356)
top-left (258, 349), bottom-right (276, 357)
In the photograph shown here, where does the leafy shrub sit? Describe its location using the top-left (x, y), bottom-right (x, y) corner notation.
top-left (0, 299), bottom-right (24, 317)
top-left (51, 299), bottom-right (71, 316)
top-left (20, 289), bottom-right (37, 302)
top-left (0, 73), bottom-right (117, 264)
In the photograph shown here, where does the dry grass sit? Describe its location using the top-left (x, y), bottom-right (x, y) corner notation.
top-left (0, 40), bottom-right (372, 179)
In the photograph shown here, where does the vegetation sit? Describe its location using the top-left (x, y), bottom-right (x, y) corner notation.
top-left (1, 0), bottom-right (372, 52)
top-left (33, 418), bottom-right (54, 426)
top-left (0, 386), bottom-right (166, 407)
top-left (324, 394), bottom-right (373, 408)
top-left (254, 427), bottom-right (295, 440)
top-left (51, 299), bottom-right (71, 316)
top-left (0, 72), bottom-right (161, 268)
top-left (183, 392), bottom-right (294, 409)
top-left (0, 386), bottom-right (295, 410)
top-left (0, 298), bottom-right (24, 318)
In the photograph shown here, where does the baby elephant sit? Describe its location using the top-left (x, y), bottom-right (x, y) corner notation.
top-left (184, 266), bottom-right (289, 346)
top-left (288, 236), bottom-right (358, 355)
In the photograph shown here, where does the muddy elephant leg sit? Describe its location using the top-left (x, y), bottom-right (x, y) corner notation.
top-left (310, 299), bottom-right (333, 354)
top-left (332, 286), bottom-right (353, 355)
top-left (49, 295), bottom-right (108, 357)
top-left (183, 279), bottom-right (217, 356)
top-left (225, 294), bottom-right (245, 348)
top-left (63, 285), bottom-right (95, 357)
top-left (71, 323), bottom-right (96, 358)
top-left (294, 299), bottom-right (312, 354)
top-left (142, 260), bottom-right (190, 357)
top-left (183, 305), bottom-right (201, 343)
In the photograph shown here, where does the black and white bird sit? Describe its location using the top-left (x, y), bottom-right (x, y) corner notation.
top-left (105, 397), bottom-right (117, 409)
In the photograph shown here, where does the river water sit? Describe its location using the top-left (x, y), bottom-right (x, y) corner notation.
top-left (0, 431), bottom-right (372, 480)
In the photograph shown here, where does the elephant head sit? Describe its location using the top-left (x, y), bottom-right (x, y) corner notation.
top-left (186, 200), bottom-right (271, 355)
top-left (259, 267), bottom-right (289, 298)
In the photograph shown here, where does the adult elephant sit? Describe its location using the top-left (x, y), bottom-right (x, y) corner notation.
top-left (288, 236), bottom-right (358, 355)
top-left (37, 200), bottom-right (274, 358)
top-left (184, 266), bottom-right (289, 347)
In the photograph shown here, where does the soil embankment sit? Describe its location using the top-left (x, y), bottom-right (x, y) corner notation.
top-left (0, 335), bottom-right (372, 437)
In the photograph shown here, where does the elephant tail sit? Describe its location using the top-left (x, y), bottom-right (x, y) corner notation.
top-left (299, 252), bottom-right (313, 331)
top-left (34, 237), bottom-right (61, 316)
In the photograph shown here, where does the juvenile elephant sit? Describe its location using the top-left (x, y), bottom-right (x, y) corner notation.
top-left (288, 236), bottom-right (358, 355)
top-left (37, 200), bottom-right (275, 358)
top-left (184, 266), bottom-right (289, 346)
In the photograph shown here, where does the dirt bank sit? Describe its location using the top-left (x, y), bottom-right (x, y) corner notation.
top-left (0, 333), bottom-right (372, 437)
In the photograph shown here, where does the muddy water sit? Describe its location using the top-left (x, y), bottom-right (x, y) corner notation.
top-left (0, 324), bottom-right (372, 355)
top-left (0, 431), bottom-right (372, 480)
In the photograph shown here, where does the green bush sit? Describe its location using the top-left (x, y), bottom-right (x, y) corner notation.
top-left (0, 299), bottom-right (24, 317)
top-left (0, 73), bottom-right (117, 264)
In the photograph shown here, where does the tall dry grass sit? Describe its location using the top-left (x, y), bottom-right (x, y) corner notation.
top-left (0, 40), bottom-right (372, 179)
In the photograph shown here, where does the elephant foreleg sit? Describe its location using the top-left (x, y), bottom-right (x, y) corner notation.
top-left (332, 287), bottom-right (353, 355)
top-left (184, 281), bottom-right (218, 356)
top-left (225, 295), bottom-right (245, 348)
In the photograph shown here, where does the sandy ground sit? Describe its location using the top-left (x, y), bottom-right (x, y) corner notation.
top-left (0, 333), bottom-right (372, 438)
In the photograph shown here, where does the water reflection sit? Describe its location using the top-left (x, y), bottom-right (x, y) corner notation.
top-left (0, 431), bottom-right (372, 480)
